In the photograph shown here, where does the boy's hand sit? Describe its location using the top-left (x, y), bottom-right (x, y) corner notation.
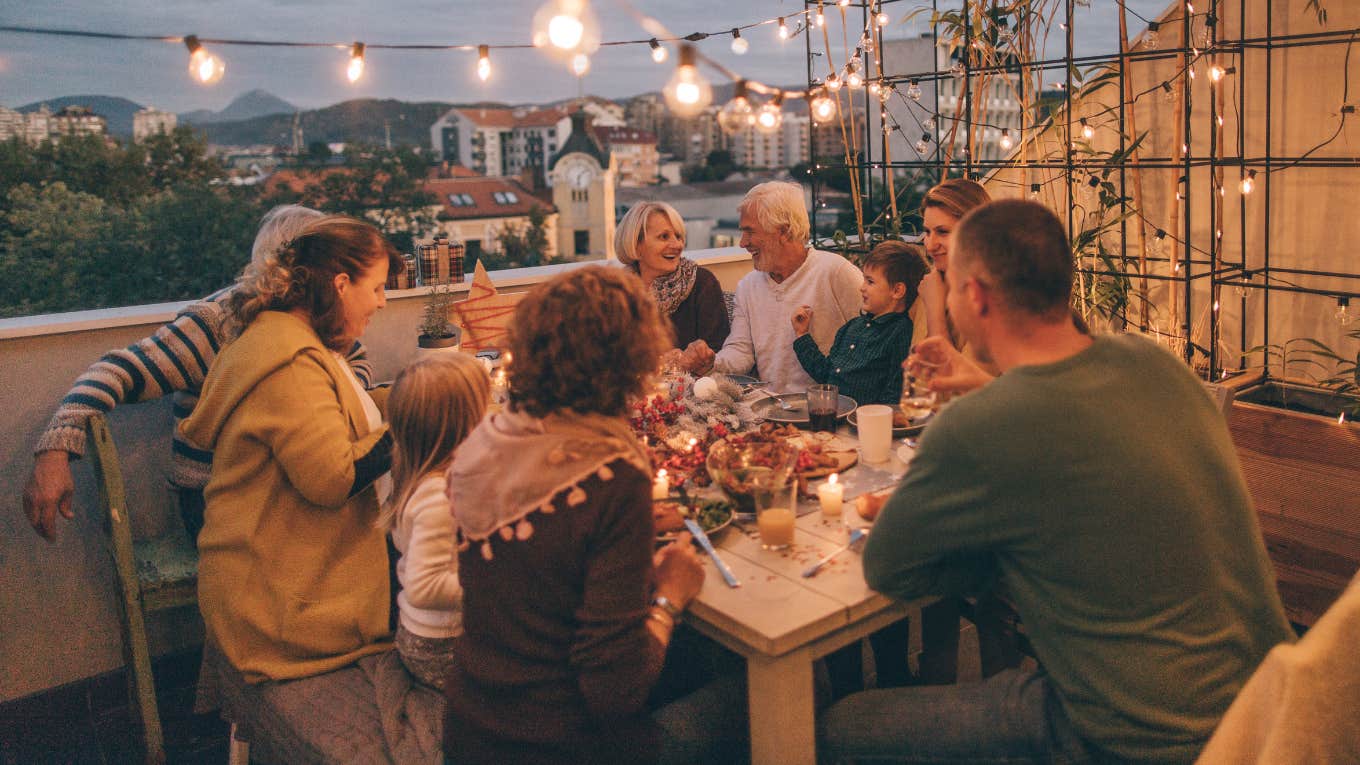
top-left (791, 305), bottom-right (813, 336)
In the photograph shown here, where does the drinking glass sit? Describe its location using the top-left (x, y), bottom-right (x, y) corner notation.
top-left (857, 404), bottom-right (894, 462)
top-left (754, 478), bottom-right (798, 550)
top-left (807, 383), bottom-right (840, 433)
top-left (899, 367), bottom-right (937, 422)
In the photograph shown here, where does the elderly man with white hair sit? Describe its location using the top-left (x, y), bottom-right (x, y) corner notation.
top-left (682, 181), bottom-right (863, 393)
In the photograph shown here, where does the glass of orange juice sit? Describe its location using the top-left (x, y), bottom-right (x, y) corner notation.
top-left (754, 478), bottom-right (798, 551)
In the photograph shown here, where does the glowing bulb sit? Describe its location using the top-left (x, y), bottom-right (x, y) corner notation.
top-left (477, 45), bottom-right (492, 82)
top-left (755, 95), bottom-right (784, 134)
top-left (810, 93), bottom-right (837, 124)
top-left (868, 80), bottom-right (881, 96)
top-left (826, 73), bottom-right (841, 91)
top-left (777, 17), bottom-right (789, 40)
top-left (1081, 119), bottom-right (1094, 140)
top-left (1145, 22), bottom-right (1160, 49)
top-left (924, 116), bottom-right (937, 132)
top-left (184, 35), bottom-right (225, 85)
top-left (838, 0), bottom-right (849, 6)
top-left (1210, 64), bottom-right (1226, 82)
top-left (999, 129), bottom-right (1013, 151)
top-left (717, 81), bottom-right (754, 135)
top-left (571, 53), bottom-right (590, 76)
top-left (1029, 183), bottom-right (1041, 198)
top-left (877, 11), bottom-right (890, 26)
top-left (907, 80), bottom-right (922, 100)
top-left (1337, 297), bottom-right (1352, 325)
top-left (1240, 170), bottom-right (1257, 195)
top-left (730, 29), bottom-right (748, 55)
top-left (346, 43), bottom-right (365, 83)
top-left (649, 39), bottom-right (668, 63)
top-left (816, 9), bottom-right (826, 27)
top-left (845, 69), bottom-right (864, 89)
top-left (532, 0), bottom-right (600, 57)
top-left (663, 44), bottom-right (712, 118)
top-left (549, 15), bottom-right (584, 49)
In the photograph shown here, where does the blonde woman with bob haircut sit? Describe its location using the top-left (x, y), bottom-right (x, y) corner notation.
top-left (615, 201), bottom-right (729, 350)
top-left (378, 352), bottom-right (489, 690)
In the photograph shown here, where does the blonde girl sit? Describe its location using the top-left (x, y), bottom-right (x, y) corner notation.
top-left (379, 352), bottom-right (490, 689)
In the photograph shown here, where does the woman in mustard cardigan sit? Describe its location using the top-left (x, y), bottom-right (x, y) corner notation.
top-left (181, 215), bottom-right (402, 683)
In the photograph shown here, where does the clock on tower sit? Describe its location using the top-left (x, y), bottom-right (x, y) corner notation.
top-left (549, 108), bottom-right (616, 259)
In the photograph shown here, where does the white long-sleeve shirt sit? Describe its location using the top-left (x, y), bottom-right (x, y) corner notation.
top-left (714, 248), bottom-right (864, 393)
top-left (392, 473), bottom-right (464, 639)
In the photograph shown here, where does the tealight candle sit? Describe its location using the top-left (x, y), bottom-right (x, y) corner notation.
top-left (818, 473), bottom-right (844, 519)
top-left (652, 469), bottom-right (670, 500)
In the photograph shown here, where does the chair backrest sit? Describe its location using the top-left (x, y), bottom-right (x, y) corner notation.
top-left (87, 413), bottom-right (142, 597)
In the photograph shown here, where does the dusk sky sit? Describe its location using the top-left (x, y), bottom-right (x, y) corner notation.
top-left (1, 1), bottom-right (1171, 113)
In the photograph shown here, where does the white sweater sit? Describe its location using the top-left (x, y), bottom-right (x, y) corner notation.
top-left (392, 473), bottom-right (464, 639)
top-left (714, 248), bottom-right (864, 393)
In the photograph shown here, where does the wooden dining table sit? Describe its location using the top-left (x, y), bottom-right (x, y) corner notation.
top-left (681, 430), bottom-right (934, 765)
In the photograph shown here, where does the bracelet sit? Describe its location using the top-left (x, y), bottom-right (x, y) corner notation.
top-left (652, 595), bottom-right (684, 620)
top-left (647, 607), bottom-right (676, 631)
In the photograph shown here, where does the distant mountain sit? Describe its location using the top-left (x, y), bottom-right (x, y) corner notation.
top-left (198, 98), bottom-right (456, 149)
top-left (17, 95), bottom-right (145, 137)
top-left (179, 89), bottom-right (296, 125)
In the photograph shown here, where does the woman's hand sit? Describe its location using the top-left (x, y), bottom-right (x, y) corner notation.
top-left (653, 532), bottom-right (705, 610)
top-left (906, 337), bottom-right (994, 398)
top-left (24, 450), bottom-right (75, 542)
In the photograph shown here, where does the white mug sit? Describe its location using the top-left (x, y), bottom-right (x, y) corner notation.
top-left (857, 404), bottom-right (894, 463)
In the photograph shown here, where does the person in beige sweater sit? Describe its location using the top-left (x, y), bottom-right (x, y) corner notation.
top-left (180, 215), bottom-right (402, 684)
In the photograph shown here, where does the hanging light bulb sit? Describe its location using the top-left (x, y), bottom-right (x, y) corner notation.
top-left (877, 11), bottom-right (891, 26)
top-left (345, 42), bottom-right (365, 83)
top-left (915, 134), bottom-right (930, 155)
top-left (777, 17), bottom-right (790, 40)
top-left (907, 79), bottom-right (922, 100)
top-left (1240, 169), bottom-right (1257, 195)
top-left (877, 83), bottom-right (893, 103)
top-left (861, 33), bottom-right (875, 54)
top-left (999, 129), bottom-right (1014, 151)
top-left (532, 0), bottom-right (601, 58)
top-left (717, 80), bottom-right (755, 135)
top-left (649, 38), bottom-right (668, 63)
top-left (815, 3), bottom-right (826, 28)
top-left (997, 17), bottom-right (1013, 43)
top-left (1210, 64), bottom-right (1226, 82)
top-left (924, 116), bottom-right (937, 132)
top-left (868, 80), bottom-right (881, 97)
top-left (1337, 297), bottom-right (1352, 325)
top-left (950, 60), bottom-right (965, 78)
top-left (1150, 229), bottom-right (1167, 258)
top-left (755, 92), bottom-right (784, 134)
top-left (1080, 118), bottom-right (1094, 140)
top-left (810, 90), bottom-right (838, 124)
top-left (1162, 81), bottom-right (1175, 102)
top-left (663, 44), bottom-right (712, 118)
top-left (1145, 22), bottom-right (1160, 49)
top-left (845, 66), bottom-right (864, 90)
top-left (730, 29), bottom-right (749, 55)
top-left (183, 35), bottom-right (225, 85)
top-left (477, 45), bottom-right (492, 82)
top-left (571, 53), bottom-right (591, 76)
top-left (1029, 182), bottom-right (1041, 198)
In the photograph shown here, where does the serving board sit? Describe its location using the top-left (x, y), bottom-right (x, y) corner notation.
top-left (799, 449), bottom-right (858, 480)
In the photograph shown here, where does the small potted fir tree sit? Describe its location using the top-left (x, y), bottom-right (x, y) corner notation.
top-left (416, 284), bottom-right (462, 358)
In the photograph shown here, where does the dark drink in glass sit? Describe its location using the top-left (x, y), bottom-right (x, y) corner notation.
top-left (808, 409), bottom-right (838, 432)
top-left (806, 384), bottom-right (840, 432)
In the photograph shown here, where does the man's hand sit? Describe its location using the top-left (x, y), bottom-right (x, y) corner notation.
top-left (24, 450), bottom-right (75, 543)
top-left (679, 340), bottom-right (716, 375)
top-left (791, 305), bottom-right (813, 337)
top-left (906, 337), bottom-right (994, 398)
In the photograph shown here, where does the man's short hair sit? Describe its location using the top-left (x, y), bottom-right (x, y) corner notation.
top-left (738, 181), bottom-right (810, 244)
top-left (954, 199), bottom-right (1073, 317)
top-left (863, 240), bottom-right (930, 308)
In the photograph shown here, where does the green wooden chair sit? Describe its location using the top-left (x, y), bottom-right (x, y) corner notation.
top-left (85, 412), bottom-right (199, 765)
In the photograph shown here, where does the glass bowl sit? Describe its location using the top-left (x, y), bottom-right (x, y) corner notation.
top-left (705, 437), bottom-right (799, 516)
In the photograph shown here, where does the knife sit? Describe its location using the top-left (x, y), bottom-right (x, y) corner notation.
top-left (683, 518), bottom-right (741, 588)
top-left (801, 528), bottom-right (867, 578)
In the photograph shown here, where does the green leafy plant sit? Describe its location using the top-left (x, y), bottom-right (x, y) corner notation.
top-left (419, 284), bottom-right (457, 340)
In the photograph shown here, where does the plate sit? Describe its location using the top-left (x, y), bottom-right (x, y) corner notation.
top-left (722, 374), bottom-right (764, 388)
top-left (654, 498), bottom-right (735, 543)
top-left (847, 407), bottom-right (929, 437)
top-left (751, 393), bottom-right (857, 424)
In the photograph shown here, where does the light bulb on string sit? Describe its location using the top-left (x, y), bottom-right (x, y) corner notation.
top-left (730, 29), bottom-right (748, 55)
top-left (1149, 229), bottom-right (1166, 258)
top-left (826, 72), bottom-right (841, 91)
top-left (532, 0), bottom-right (600, 58)
top-left (915, 133), bottom-right (931, 155)
top-left (477, 45), bottom-right (492, 82)
top-left (861, 33), bottom-right (874, 54)
top-left (999, 129), bottom-right (1013, 151)
top-left (663, 44), bottom-right (712, 118)
top-left (183, 35), bottom-right (225, 85)
top-left (815, 3), bottom-right (826, 27)
top-left (950, 60), bottom-right (965, 78)
top-left (1080, 118), bottom-right (1094, 140)
top-left (877, 83), bottom-right (893, 103)
top-left (997, 17), bottom-right (1012, 43)
top-left (345, 43), bottom-right (366, 83)
top-left (777, 17), bottom-right (789, 40)
top-left (1029, 182), bottom-right (1041, 199)
top-left (649, 39), bottom-right (668, 63)
top-left (845, 67), bottom-right (864, 90)
top-left (1210, 64), bottom-right (1225, 82)
top-left (571, 53), bottom-right (590, 76)
top-left (924, 116), bottom-right (937, 132)
top-left (810, 90), bottom-right (838, 124)
top-left (907, 80), bottom-right (922, 100)
top-left (876, 11), bottom-right (890, 26)
top-left (1337, 297), bottom-right (1352, 326)
top-left (717, 80), bottom-right (755, 135)
top-left (755, 92), bottom-right (784, 134)
top-left (868, 80), bottom-right (881, 97)
top-left (1240, 170), bottom-right (1257, 194)
top-left (1145, 22), bottom-right (1160, 49)
top-left (1162, 81), bottom-right (1175, 102)
top-left (838, 0), bottom-right (849, 6)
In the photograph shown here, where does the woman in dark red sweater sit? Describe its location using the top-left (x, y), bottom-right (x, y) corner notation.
top-left (444, 266), bottom-right (728, 764)
top-left (614, 201), bottom-right (730, 351)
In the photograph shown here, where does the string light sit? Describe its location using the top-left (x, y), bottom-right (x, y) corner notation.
top-left (999, 129), bottom-right (1013, 151)
top-left (777, 17), bottom-right (789, 40)
top-left (1210, 64), bottom-right (1226, 82)
top-left (826, 72), bottom-right (841, 91)
top-left (815, 2), bottom-right (826, 28)
top-left (1080, 118), bottom-right (1094, 140)
top-left (183, 35), bottom-right (225, 85)
top-left (845, 65), bottom-right (864, 90)
top-left (1145, 21), bottom-right (1160, 49)
top-left (755, 92), bottom-right (784, 134)
top-left (867, 80), bottom-right (881, 96)
top-left (1337, 297), bottom-right (1352, 325)
top-left (532, 0), bottom-right (600, 58)
top-left (730, 28), bottom-right (748, 55)
top-left (1029, 182), bottom-right (1041, 198)
top-left (915, 133), bottom-right (931, 155)
top-left (649, 38), bottom-right (667, 63)
top-left (664, 43), bottom-right (711, 118)
top-left (571, 52), bottom-right (590, 76)
top-left (810, 90), bottom-right (837, 124)
top-left (346, 42), bottom-right (365, 83)
top-left (876, 11), bottom-right (890, 26)
top-left (717, 80), bottom-right (754, 134)
top-left (907, 80), bottom-right (922, 100)
top-left (1240, 169), bottom-right (1257, 194)
top-left (477, 45), bottom-right (492, 81)
top-left (924, 116), bottom-right (937, 132)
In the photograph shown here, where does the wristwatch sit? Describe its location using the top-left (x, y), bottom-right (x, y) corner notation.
top-left (652, 595), bottom-right (684, 620)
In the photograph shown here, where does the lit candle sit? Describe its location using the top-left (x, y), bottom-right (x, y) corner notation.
top-left (688, 438), bottom-right (698, 452)
top-left (817, 473), bottom-right (844, 519)
top-left (652, 469), bottom-right (670, 500)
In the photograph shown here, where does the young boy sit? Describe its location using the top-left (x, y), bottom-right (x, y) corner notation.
top-left (792, 240), bottom-right (929, 406)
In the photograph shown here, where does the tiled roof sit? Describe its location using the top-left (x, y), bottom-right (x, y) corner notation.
top-left (593, 126), bottom-right (657, 145)
top-left (262, 166), bottom-right (368, 196)
top-left (423, 176), bottom-right (556, 221)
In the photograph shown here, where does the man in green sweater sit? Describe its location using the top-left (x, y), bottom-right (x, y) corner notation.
top-left (821, 200), bottom-right (1293, 764)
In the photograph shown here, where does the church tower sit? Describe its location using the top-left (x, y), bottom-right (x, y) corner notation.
top-left (548, 109), bottom-right (616, 260)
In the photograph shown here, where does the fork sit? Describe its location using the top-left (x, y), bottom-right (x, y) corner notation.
top-left (801, 528), bottom-right (868, 577)
top-left (757, 388), bottom-right (795, 411)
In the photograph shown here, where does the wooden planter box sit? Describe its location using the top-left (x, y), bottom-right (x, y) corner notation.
top-left (1227, 382), bottom-right (1360, 627)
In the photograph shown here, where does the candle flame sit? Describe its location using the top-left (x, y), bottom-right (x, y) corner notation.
top-left (828, 473), bottom-right (839, 485)
top-left (657, 469), bottom-right (667, 479)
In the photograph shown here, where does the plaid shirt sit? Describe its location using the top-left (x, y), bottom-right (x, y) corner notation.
top-left (793, 310), bottom-right (913, 406)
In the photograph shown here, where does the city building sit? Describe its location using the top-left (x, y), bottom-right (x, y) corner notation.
top-left (592, 126), bottom-right (659, 186)
top-left (48, 106), bottom-right (107, 139)
top-left (549, 110), bottom-right (616, 259)
top-left (132, 108), bottom-right (177, 142)
top-left (423, 175), bottom-right (559, 263)
top-left (727, 113), bottom-right (811, 170)
top-left (428, 98), bottom-right (625, 180)
top-left (0, 104), bottom-right (96, 145)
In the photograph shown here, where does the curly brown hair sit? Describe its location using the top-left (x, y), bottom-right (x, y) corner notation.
top-left (507, 266), bottom-right (672, 419)
top-left (227, 215), bottom-right (401, 352)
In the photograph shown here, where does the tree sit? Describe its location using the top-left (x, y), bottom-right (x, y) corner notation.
top-left (682, 150), bottom-right (744, 183)
top-left (483, 205), bottom-right (557, 270)
top-left (306, 141), bottom-right (333, 164)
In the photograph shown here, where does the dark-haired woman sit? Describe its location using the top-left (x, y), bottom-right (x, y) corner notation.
top-left (182, 214), bottom-right (402, 683)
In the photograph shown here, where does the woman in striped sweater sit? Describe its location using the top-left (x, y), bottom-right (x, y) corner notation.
top-left (22, 205), bottom-right (373, 544)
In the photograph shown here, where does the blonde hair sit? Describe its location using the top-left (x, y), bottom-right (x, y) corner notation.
top-left (922, 178), bottom-right (991, 221)
top-left (614, 201), bottom-right (686, 267)
top-left (378, 352), bottom-right (490, 530)
top-left (738, 181), bottom-right (810, 245)
top-left (221, 205), bottom-right (324, 339)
